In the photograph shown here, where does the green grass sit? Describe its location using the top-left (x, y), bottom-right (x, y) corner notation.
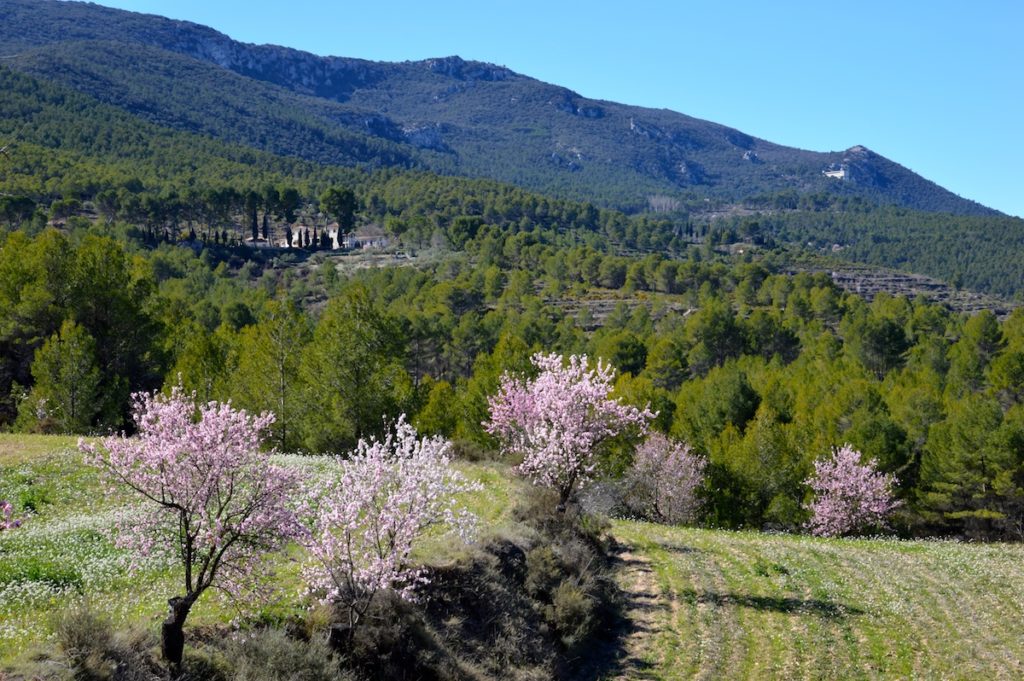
top-left (0, 436), bottom-right (521, 664)
top-left (0, 433), bottom-right (78, 466)
top-left (0, 435), bottom-right (177, 661)
top-left (611, 520), bottom-right (1024, 680)
top-left (6, 435), bottom-right (1024, 678)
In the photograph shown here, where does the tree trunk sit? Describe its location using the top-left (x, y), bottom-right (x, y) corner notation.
top-left (557, 473), bottom-right (577, 513)
top-left (161, 596), bottom-right (193, 669)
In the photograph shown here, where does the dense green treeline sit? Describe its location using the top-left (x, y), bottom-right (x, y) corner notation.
top-left (11, 41), bottom-right (430, 171)
top-left (0, 230), bottom-right (163, 428)
top-left (3, 215), bottom-right (1023, 541)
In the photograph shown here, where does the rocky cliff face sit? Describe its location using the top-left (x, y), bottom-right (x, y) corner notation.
top-left (423, 56), bottom-right (514, 82)
top-left (119, 23), bottom-right (389, 102)
top-left (5, 0), bottom-right (393, 101)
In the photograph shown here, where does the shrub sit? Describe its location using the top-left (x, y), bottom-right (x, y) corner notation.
top-left (623, 433), bottom-right (706, 524)
top-left (179, 648), bottom-right (229, 681)
top-left (225, 629), bottom-right (350, 681)
top-left (521, 518), bottom-right (609, 654)
top-left (805, 444), bottom-right (900, 537)
top-left (524, 546), bottom-right (561, 599)
top-left (548, 581), bottom-right (597, 650)
top-left (54, 603), bottom-right (158, 681)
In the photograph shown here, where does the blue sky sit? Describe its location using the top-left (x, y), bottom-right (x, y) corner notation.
top-left (97, 0), bottom-right (1023, 217)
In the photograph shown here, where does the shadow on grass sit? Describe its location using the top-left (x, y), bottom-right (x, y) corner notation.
top-left (682, 589), bottom-right (864, 619)
top-left (655, 540), bottom-right (702, 555)
top-left (568, 546), bottom-right (665, 681)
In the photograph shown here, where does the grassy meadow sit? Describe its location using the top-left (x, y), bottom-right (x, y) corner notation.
top-left (3, 434), bottom-right (1024, 679)
top-left (0, 434), bottom-right (518, 666)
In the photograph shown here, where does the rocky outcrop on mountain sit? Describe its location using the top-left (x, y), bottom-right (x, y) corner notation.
top-left (423, 56), bottom-right (513, 82)
top-left (402, 123), bottom-right (452, 152)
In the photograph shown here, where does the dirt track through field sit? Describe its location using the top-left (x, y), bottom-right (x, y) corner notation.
top-left (610, 546), bottom-right (665, 680)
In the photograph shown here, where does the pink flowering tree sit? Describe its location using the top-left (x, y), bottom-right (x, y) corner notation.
top-left (79, 386), bottom-right (304, 668)
top-left (805, 444), bottom-right (900, 537)
top-left (304, 415), bottom-right (480, 638)
top-left (1, 499), bottom-right (21, 531)
top-left (625, 433), bottom-right (706, 524)
top-left (486, 352), bottom-right (655, 508)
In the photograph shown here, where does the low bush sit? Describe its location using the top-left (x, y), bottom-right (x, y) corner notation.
top-left (53, 603), bottom-right (158, 681)
top-left (225, 628), bottom-right (351, 681)
top-left (548, 581), bottom-right (597, 650)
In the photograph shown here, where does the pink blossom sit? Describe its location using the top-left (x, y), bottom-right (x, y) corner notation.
top-left (303, 415), bottom-right (480, 633)
top-left (626, 433), bottom-right (705, 524)
top-left (805, 444), bottom-right (900, 537)
top-left (79, 385), bottom-right (304, 602)
top-left (0, 499), bottom-right (21, 531)
top-left (486, 352), bottom-right (655, 505)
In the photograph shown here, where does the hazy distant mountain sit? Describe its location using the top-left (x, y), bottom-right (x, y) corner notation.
top-left (0, 0), bottom-right (997, 215)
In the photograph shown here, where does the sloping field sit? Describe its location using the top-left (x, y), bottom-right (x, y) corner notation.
top-left (609, 521), bottom-right (1024, 680)
top-left (0, 435), bottom-right (517, 664)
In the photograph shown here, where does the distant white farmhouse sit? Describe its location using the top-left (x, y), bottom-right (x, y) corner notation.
top-left (342, 229), bottom-right (390, 250)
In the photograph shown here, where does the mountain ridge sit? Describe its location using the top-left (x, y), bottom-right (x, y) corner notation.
top-left (0, 0), bottom-right (999, 216)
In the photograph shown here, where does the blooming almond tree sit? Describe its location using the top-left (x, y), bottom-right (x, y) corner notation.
top-left (80, 387), bottom-right (303, 668)
top-left (486, 352), bottom-right (654, 508)
top-left (304, 415), bottom-right (480, 637)
top-left (625, 433), bottom-right (706, 524)
top-left (805, 444), bottom-right (900, 537)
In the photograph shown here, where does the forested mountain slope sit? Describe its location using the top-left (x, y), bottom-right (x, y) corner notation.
top-left (0, 0), bottom-right (997, 215)
top-left (2, 60), bottom-right (1024, 297)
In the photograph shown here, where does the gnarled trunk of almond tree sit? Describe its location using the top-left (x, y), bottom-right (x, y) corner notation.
top-left (557, 472), bottom-right (577, 513)
top-left (161, 595), bottom-right (194, 669)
